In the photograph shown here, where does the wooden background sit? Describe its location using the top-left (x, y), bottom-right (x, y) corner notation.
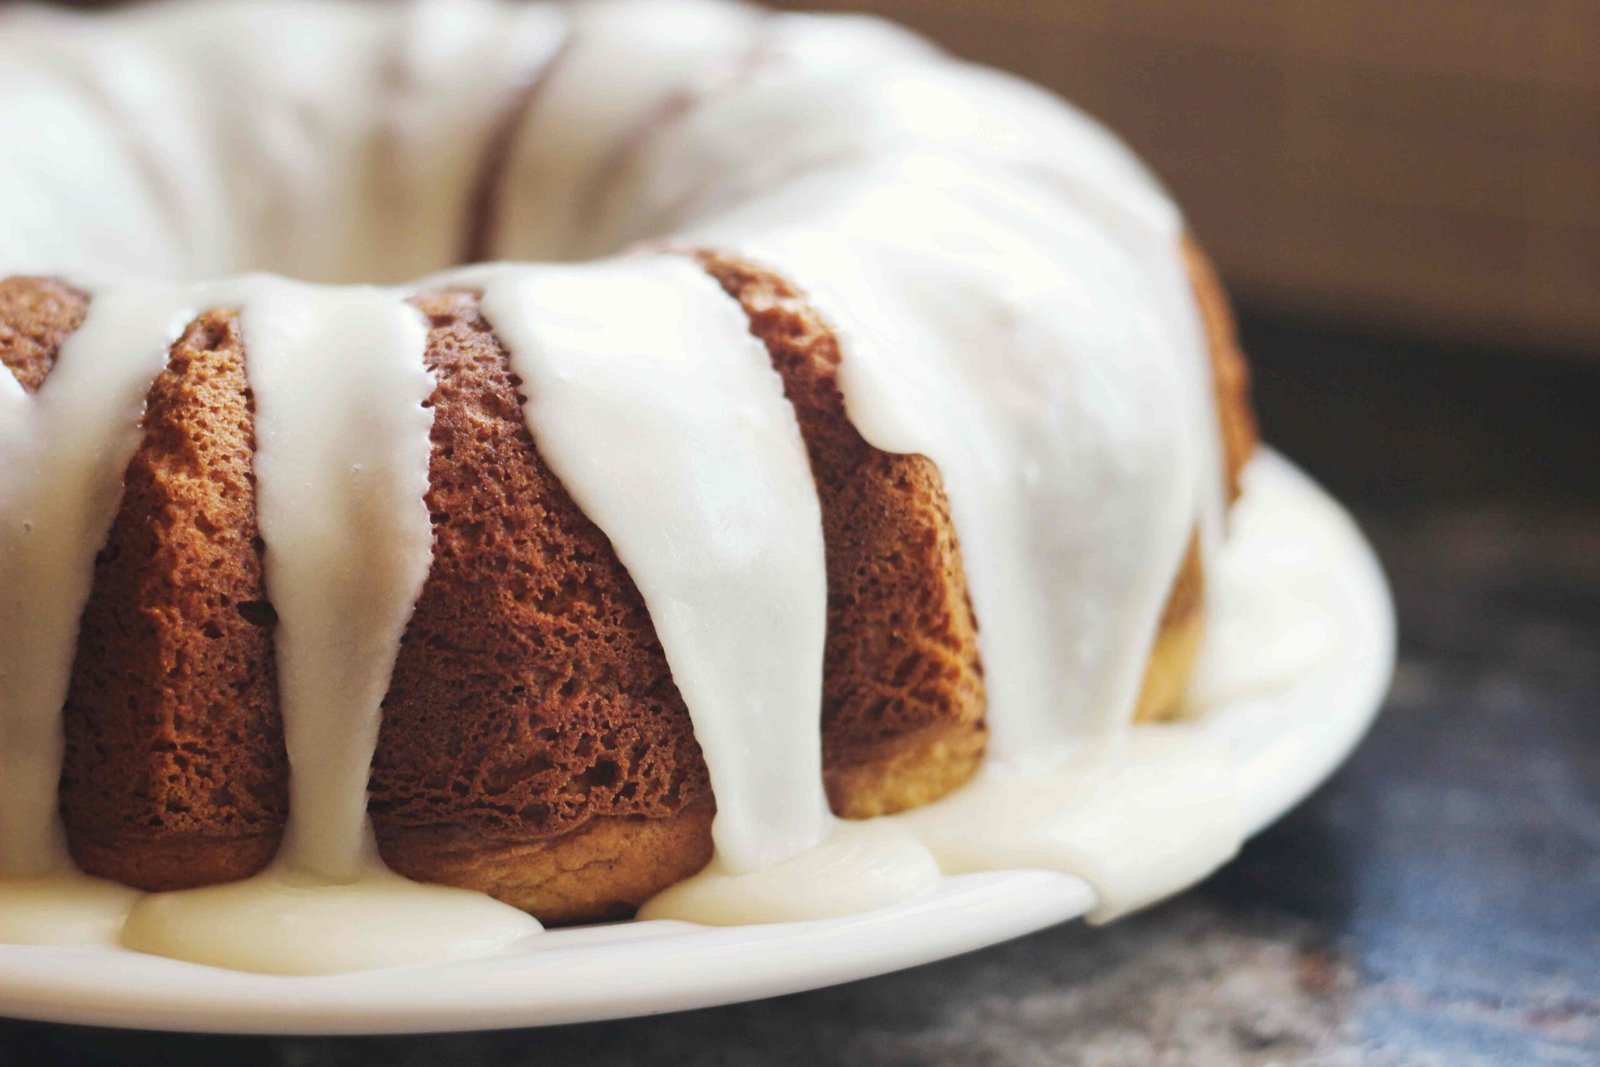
top-left (784, 0), bottom-right (1600, 357)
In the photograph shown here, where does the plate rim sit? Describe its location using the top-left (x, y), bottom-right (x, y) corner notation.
top-left (0, 451), bottom-right (1395, 1034)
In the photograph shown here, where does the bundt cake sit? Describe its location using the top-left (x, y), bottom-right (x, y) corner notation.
top-left (0, 0), bottom-right (1258, 972)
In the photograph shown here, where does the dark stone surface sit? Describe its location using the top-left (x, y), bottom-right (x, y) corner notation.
top-left (3, 313), bottom-right (1596, 1065)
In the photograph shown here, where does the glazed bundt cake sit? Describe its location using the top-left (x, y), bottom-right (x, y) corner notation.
top-left (0, 0), bottom-right (1258, 970)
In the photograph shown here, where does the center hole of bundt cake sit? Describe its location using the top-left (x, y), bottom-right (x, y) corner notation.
top-left (6, 109), bottom-right (650, 288)
top-left (198, 198), bottom-right (628, 288)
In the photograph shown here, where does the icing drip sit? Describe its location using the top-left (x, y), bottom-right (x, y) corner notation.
top-left (236, 282), bottom-right (436, 878)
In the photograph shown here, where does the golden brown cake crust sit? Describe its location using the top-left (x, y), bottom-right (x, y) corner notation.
top-left (695, 252), bottom-right (991, 820)
top-left (1186, 237), bottom-right (1258, 504)
top-left (57, 307), bottom-right (288, 890)
top-left (0, 276), bottom-right (88, 394)
top-left (1135, 536), bottom-right (1206, 722)
top-left (380, 798), bottom-right (715, 924)
top-left (368, 291), bottom-right (713, 922)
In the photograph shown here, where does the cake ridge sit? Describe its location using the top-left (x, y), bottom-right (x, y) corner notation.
top-left (60, 306), bottom-right (288, 891)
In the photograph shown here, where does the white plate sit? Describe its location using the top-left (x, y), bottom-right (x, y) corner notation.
top-left (0, 453), bottom-right (1394, 1034)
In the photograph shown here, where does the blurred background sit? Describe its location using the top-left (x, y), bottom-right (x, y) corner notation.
top-left (785, 0), bottom-right (1600, 358)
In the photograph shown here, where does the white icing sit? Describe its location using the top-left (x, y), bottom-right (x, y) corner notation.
top-left (638, 820), bottom-right (938, 926)
top-left (356, 0), bottom-right (568, 277)
top-left (490, 0), bottom-right (764, 263)
top-left (240, 280), bottom-right (435, 879)
top-left (121, 865), bottom-right (537, 976)
top-left (895, 728), bottom-right (1240, 922)
top-left (0, 53), bottom-right (187, 280)
top-left (1186, 458), bottom-right (1346, 710)
top-left (600, 56), bottom-right (1178, 252)
top-left (0, 872), bottom-right (141, 946)
top-left (0, 0), bottom-right (570, 284)
top-left (0, 0), bottom-right (1259, 967)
